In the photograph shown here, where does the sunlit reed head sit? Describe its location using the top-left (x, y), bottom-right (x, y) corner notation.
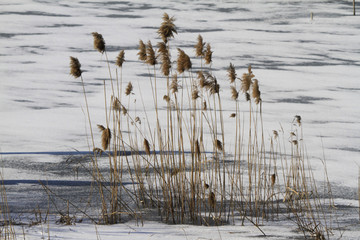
top-left (116, 50), bottom-right (125, 67)
top-left (157, 12), bottom-right (177, 43)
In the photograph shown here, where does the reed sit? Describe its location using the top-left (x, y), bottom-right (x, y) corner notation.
top-left (64, 12), bottom-right (339, 239)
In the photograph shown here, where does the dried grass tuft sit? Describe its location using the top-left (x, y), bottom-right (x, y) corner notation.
top-left (146, 41), bottom-right (157, 66)
top-left (92, 32), bottom-right (106, 53)
top-left (252, 79), bottom-right (261, 104)
top-left (230, 86), bottom-right (239, 100)
top-left (98, 125), bottom-right (111, 150)
top-left (170, 74), bottom-right (179, 93)
top-left (202, 100), bottom-right (207, 110)
top-left (204, 43), bottom-right (212, 65)
top-left (228, 63), bottom-right (237, 83)
top-left (177, 48), bottom-right (191, 74)
top-left (116, 50), bottom-right (125, 67)
top-left (271, 174), bottom-right (276, 186)
top-left (163, 95), bottom-right (170, 103)
top-left (294, 115), bottom-right (301, 126)
top-left (209, 191), bottom-right (216, 209)
top-left (69, 56), bottom-right (82, 78)
top-left (144, 138), bottom-right (151, 155)
top-left (125, 82), bottom-right (133, 96)
top-left (192, 87), bottom-right (199, 100)
top-left (157, 42), bottom-right (171, 76)
top-left (157, 12), bottom-right (177, 43)
top-left (195, 34), bottom-right (205, 57)
top-left (216, 139), bottom-right (223, 151)
top-left (138, 40), bottom-right (147, 62)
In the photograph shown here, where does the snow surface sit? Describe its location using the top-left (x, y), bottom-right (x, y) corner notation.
top-left (1, 0), bottom-right (360, 239)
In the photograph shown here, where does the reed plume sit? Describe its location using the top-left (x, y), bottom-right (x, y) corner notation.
top-left (216, 139), bottom-right (223, 151)
top-left (138, 40), bottom-right (147, 62)
top-left (198, 71), bottom-right (210, 89)
top-left (273, 130), bottom-right (278, 139)
top-left (195, 34), bottom-right (205, 57)
top-left (230, 113), bottom-right (236, 118)
top-left (170, 74), bottom-right (179, 93)
top-left (230, 86), bottom-right (239, 100)
top-left (192, 87), bottom-right (199, 100)
top-left (157, 42), bottom-right (171, 76)
top-left (294, 115), bottom-right (301, 126)
top-left (144, 138), bottom-right (151, 155)
top-left (146, 41), bottom-right (157, 66)
top-left (204, 43), bottom-right (212, 65)
top-left (121, 106), bottom-right (127, 116)
top-left (116, 50), bottom-right (125, 67)
top-left (125, 82), bottom-right (133, 96)
top-left (209, 191), bottom-right (216, 209)
top-left (252, 79), bottom-right (261, 104)
top-left (69, 56), bottom-right (82, 78)
top-left (195, 140), bottom-right (201, 159)
top-left (177, 48), bottom-right (191, 74)
top-left (271, 174), bottom-right (276, 186)
top-left (241, 72), bottom-right (253, 93)
top-left (98, 125), bottom-right (111, 150)
top-left (157, 12), bottom-right (177, 43)
top-left (227, 63), bottom-right (237, 83)
top-left (112, 97), bottom-right (121, 111)
top-left (202, 100), bottom-right (207, 110)
top-left (92, 32), bottom-right (106, 53)
top-left (163, 95), bottom-right (170, 103)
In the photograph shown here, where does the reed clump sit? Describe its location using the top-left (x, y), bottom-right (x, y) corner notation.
top-left (67, 12), bottom-right (337, 239)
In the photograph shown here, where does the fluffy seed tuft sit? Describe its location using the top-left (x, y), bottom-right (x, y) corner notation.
top-left (92, 32), bottom-right (106, 53)
top-left (69, 57), bottom-right (82, 78)
top-left (116, 50), bottom-right (125, 67)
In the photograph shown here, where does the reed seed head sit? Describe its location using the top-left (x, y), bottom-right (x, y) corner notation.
top-left (195, 34), bottom-right (205, 57)
top-left (157, 12), bottom-right (177, 43)
top-left (228, 63), bottom-right (237, 83)
top-left (98, 125), bottom-right (111, 150)
top-left (163, 95), bottom-right (170, 103)
top-left (202, 100), bottom-right (207, 110)
top-left (157, 42), bottom-right (171, 76)
top-left (230, 113), bottom-right (236, 118)
top-left (192, 87), bottom-right (199, 100)
top-left (170, 74), bottom-right (179, 93)
top-left (125, 82), bottom-right (133, 96)
top-left (294, 115), bottom-right (301, 126)
top-left (121, 106), bottom-right (127, 116)
top-left (252, 79), bottom-right (261, 104)
top-left (209, 191), bottom-right (216, 209)
top-left (146, 41), bottom-right (157, 66)
top-left (116, 50), bottom-right (125, 67)
top-left (198, 71), bottom-right (210, 89)
top-left (216, 139), bottom-right (223, 151)
top-left (204, 183), bottom-right (209, 189)
top-left (92, 32), bottom-right (106, 53)
top-left (144, 138), bottom-right (151, 155)
top-left (137, 40), bottom-right (147, 62)
top-left (177, 48), bottom-right (191, 74)
top-left (204, 43), bottom-right (213, 65)
top-left (195, 140), bottom-right (201, 160)
top-left (135, 116), bottom-right (141, 124)
top-left (230, 86), bottom-right (239, 100)
top-left (273, 130), bottom-right (278, 139)
top-left (271, 173), bottom-right (276, 186)
top-left (112, 97), bottom-right (121, 111)
top-left (245, 92), bottom-right (251, 101)
top-left (69, 56), bottom-right (82, 78)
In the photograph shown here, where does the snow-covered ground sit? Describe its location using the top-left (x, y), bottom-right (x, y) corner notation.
top-left (1, 0), bottom-right (359, 239)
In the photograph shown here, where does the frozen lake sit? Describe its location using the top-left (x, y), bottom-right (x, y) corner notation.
top-left (0, 0), bottom-right (359, 238)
